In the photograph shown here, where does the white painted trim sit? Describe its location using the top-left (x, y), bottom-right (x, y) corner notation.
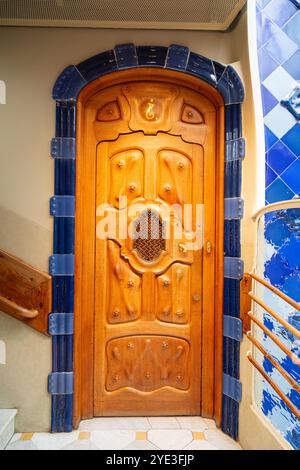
top-left (247, 0), bottom-right (265, 212)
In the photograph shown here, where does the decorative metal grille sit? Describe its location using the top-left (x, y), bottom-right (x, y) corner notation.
top-left (133, 209), bottom-right (165, 262)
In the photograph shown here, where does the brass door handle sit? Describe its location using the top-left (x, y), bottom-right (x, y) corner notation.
top-left (206, 240), bottom-right (212, 254)
top-left (178, 243), bottom-right (188, 254)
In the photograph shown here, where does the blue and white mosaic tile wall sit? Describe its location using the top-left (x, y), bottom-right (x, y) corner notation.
top-left (255, 0), bottom-right (300, 450)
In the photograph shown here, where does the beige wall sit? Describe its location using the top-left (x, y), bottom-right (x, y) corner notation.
top-left (0, 13), bottom-right (288, 445)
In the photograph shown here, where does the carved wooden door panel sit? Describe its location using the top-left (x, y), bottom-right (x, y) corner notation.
top-left (93, 81), bottom-right (216, 416)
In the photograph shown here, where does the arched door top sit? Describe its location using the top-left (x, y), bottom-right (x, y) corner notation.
top-left (53, 43), bottom-right (244, 105)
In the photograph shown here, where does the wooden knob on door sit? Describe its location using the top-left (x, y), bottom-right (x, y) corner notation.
top-left (178, 243), bottom-right (188, 254)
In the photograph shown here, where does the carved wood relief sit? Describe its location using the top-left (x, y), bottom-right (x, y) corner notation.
top-left (157, 263), bottom-right (191, 324)
top-left (93, 77), bottom-right (216, 416)
top-left (107, 241), bottom-right (141, 324)
top-left (106, 335), bottom-right (189, 392)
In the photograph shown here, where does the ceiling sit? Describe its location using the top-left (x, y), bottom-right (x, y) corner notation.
top-left (0, 0), bottom-right (246, 30)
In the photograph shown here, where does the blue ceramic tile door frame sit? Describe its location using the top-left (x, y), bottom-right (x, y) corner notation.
top-left (50, 44), bottom-right (245, 437)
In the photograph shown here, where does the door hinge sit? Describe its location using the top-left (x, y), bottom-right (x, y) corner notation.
top-left (51, 137), bottom-right (76, 159)
top-left (225, 137), bottom-right (245, 162)
top-left (50, 196), bottom-right (75, 217)
top-left (224, 257), bottom-right (244, 280)
top-left (49, 254), bottom-right (74, 276)
top-left (48, 372), bottom-right (74, 395)
top-left (223, 316), bottom-right (243, 341)
top-left (224, 197), bottom-right (244, 220)
top-left (48, 313), bottom-right (74, 335)
top-left (223, 373), bottom-right (242, 402)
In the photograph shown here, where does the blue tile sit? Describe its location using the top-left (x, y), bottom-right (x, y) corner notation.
top-left (213, 61), bottom-right (226, 82)
top-left (166, 44), bottom-right (189, 70)
top-left (115, 43), bottom-right (138, 69)
top-left (284, 11), bottom-right (300, 46)
top-left (279, 236), bottom-right (300, 269)
top-left (266, 177), bottom-right (295, 203)
top-left (282, 124), bottom-right (300, 156)
top-left (257, 0), bottom-right (273, 8)
top-left (52, 65), bottom-right (87, 101)
top-left (281, 159), bottom-right (300, 194)
top-left (289, 0), bottom-right (300, 7)
top-left (257, 12), bottom-right (281, 47)
top-left (266, 140), bottom-right (296, 175)
top-left (264, 0), bottom-right (297, 27)
top-left (281, 85), bottom-right (300, 120)
top-left (136, 46), bottom-right (168, 67)
top-left (266, 163), bottom-right (278, 186)
top-left (257, 47), bottom-right (279, 81)
top-left (282, 50), bottom-right (300, 80)
top-left (261, 84), bottom-right (278, 115)
top-left (265, 28), bottom-right (298, 64)
top-left (77, 50), bottom-right (117, 82)
top-left (264, 125), bottom-right (278, 150)
top-left (186, 52), bottom-right (217, 86)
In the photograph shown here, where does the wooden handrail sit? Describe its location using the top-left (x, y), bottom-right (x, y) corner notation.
top-left (249, 292), bottom-right (300, 340)
top-left (247, 311), bottom-right (300, 366)
top-left (249, 272), bottom-right (300, 312)
top-left (247, 352), bottom-right (300, 420)
top-left (0, 248), bottom-right (51, 335)
top-left (247, 332), bottom-right (300, 394)
top-left (0, 295), bottom-right (38, 319)
top-left (252, 199), bottom-right (300, 221)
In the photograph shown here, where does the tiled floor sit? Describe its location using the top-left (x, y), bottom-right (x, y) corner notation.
top-left (5, 417), bottom-right (242, 450)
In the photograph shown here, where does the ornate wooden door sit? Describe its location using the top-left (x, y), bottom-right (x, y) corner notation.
top-left (92, 80), bottom-right (216, 416)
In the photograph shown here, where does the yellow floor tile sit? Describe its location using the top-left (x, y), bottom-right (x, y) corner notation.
top-left (136, 431), bottom-right (148, 440)
top-left (193, 431), bottom-right (205, 440)
top-left (21, 433), bottom-right (34, 441)
top-left (78, 431), bottom-right (91, 440)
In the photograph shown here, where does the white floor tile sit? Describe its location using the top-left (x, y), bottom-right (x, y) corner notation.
top-left (176, 416), bottom-right (210, 431)
top-left (123, 440), bottom-right (159, 450)
top-left (148, 429), bottom-right (193, 450)
top-left (6, 440), bottom-right (38, 450)
top-left (204, 429), bottom-right (242, 450)
top-left (90, 430), bottom-right (136, 450)
top-left (32, 431), bottom-right (79, 450)
top-left (79, 417), bottom-right (150, 431)
top-left (184, 440), bottom-right (218, 450)
top-left (148, 417), bottom-right (180, 429)
top-left (62, 440), bottom-right (100, 450)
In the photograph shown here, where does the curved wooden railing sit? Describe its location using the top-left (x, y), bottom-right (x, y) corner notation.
top-left (247, 272), bottom-right (300, 420)
top-left (0, 249), bottom-right (51, 335)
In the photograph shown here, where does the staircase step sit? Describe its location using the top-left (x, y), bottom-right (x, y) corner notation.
top-left (0, 409), bottom-right (17, 450)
